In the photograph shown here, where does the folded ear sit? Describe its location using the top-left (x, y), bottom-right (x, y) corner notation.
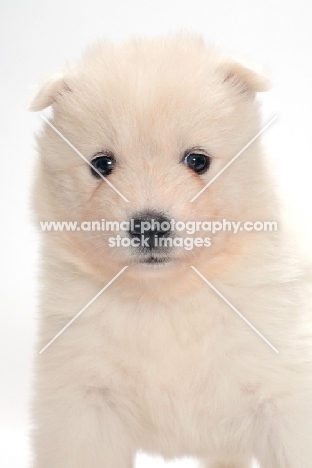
top-left (220, 57), bottom-right (271, 93)
top-left (28, 72), bottom-right (68, 111)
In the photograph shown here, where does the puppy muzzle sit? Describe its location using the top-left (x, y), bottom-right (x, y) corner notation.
top-left (128, 210), bottom-right (172, 252)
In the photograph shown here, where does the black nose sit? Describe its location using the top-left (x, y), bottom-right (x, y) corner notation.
top-left (129, 211), bottom-right (171, 250)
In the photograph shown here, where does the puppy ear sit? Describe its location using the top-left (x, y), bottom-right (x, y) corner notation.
top-left (28, 72), bottom-right (68, 111)
top-left (220, 58), bottom-right (271, 93)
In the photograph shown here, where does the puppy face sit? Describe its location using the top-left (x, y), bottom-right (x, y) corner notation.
top-left (31, 35), bottom-right (270, 279)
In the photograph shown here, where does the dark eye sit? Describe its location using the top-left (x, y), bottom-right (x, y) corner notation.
top-left (90, 152), bottom-right (115, 178)
top-left (183, 152), bottom-right (210, 175)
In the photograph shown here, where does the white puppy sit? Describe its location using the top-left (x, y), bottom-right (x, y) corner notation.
top-left (30, 34), bottom-right (312, 467)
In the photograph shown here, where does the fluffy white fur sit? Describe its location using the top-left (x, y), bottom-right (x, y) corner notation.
top-left (30, 34), bottom-right (312, 467)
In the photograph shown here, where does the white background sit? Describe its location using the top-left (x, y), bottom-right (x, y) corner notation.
top-left (0, 0), bottom-right (311, 467)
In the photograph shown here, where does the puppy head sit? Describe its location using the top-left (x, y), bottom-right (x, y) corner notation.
top-left (30, 34), bottom-right (272, 281)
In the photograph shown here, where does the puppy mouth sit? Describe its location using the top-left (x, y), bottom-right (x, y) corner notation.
top-left (138, 255), bottom-right (171, 265)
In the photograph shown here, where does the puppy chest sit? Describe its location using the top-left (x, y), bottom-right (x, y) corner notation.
top-left (94, 332), bottom-right (242, 437)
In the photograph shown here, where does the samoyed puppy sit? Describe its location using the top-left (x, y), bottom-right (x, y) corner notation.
top-left (30, 34), bottom-right (312, 467)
